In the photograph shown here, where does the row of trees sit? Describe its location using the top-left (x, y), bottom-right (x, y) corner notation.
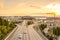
top-left (27, 21), bottom-right (33, 25)
top-left (39, 23), bottom-right (60, 40)
top-left (0, 17), bottom-right (16, 40)
top-left (38, 24), bottom-right (53, 40)
top-left (48, 27), bottom-right (60, 40)
top-left (53, 27), bottom-right (60, 36)
top-left (13, 21), bottom-right (23, 24)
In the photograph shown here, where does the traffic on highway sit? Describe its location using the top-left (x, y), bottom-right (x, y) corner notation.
top-left (6, 20), bottom-right (47, 40)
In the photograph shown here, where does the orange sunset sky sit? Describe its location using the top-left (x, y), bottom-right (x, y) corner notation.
top-left (0, 0), bottom-right (60, 16)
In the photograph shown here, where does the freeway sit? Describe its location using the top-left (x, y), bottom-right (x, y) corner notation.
top-left (28, 24), bottom-right (44, 40)
top-left (7, 20), bottom-right (47, 40)
top-left (9, 20), bottom-right (30, 40)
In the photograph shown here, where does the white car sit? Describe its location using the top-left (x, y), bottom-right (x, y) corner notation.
top-left (18, 34), bottom-right (22, 39)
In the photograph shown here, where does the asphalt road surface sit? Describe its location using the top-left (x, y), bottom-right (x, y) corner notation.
top-left (8, 20), bottom-right (46, 40)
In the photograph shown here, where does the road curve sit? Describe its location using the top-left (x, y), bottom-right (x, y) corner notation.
top-left (28, 24), bottom-right (44, 40)
top-left (6, 20), bottom-right (47, 40)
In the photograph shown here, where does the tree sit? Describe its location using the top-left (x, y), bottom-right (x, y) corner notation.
top-left (4, 20), bottom-right (9, 26)
top-left (53, 27), bottom-right (60, 36)
top-left (39, 24), bottom-right (47, 30)
top-left (0, 17), bottom-right (9, 26)
top-left (1, 26), bottom-right (8, 35)
top-left (0, 30), bottom-right (4, 40)
top-left (27, 21), bottom-right (33, 25)
top-left (7, 26), bottom-right (11, 32)
top-left (9, 22), bottom-right (16, 28)
top-left (0, 17), bottom-right (16, 40)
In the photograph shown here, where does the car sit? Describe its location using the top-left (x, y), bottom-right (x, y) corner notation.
top-left (23, 32), bottom-right (27, 34)
top-left (18, 34), bottom-right (22, 39)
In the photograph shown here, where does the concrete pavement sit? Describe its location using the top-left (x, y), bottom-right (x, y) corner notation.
top-left (6, 20), bottom-right (46, 40)
top-left (28, 24), bottom-right (44, 40)
top-left (9, 20), bottom-right (30, 40)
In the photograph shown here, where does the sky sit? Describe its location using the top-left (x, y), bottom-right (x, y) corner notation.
top-left (0, 0), bottom-right (60, 16)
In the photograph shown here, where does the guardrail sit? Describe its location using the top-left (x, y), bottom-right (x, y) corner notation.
top-left (3, 26), bottom-right (18, 40)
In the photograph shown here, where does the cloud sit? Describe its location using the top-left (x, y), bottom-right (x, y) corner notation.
top-left (0, 2), bottom-right (48, 16)
top-left (0, 2), bottom-right (4, 9)
top-left (0, 2), bottom-right (59, 16)
top-left (15, 2), bottom-right (42, 9)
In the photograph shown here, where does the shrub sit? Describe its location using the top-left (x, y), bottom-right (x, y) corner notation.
top-left (39, 24), bottom-right (47, 30)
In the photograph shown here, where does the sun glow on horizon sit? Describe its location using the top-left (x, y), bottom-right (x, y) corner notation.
top-left (1, 2), bottom-right (60, 16)
top-left (45, 4), bottom-right (60, 15)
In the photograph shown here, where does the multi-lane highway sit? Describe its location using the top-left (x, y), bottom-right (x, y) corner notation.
top-left (9, 20), bottom-right (30, 40)
top-left (8, 20), bottom-right (47, 40)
